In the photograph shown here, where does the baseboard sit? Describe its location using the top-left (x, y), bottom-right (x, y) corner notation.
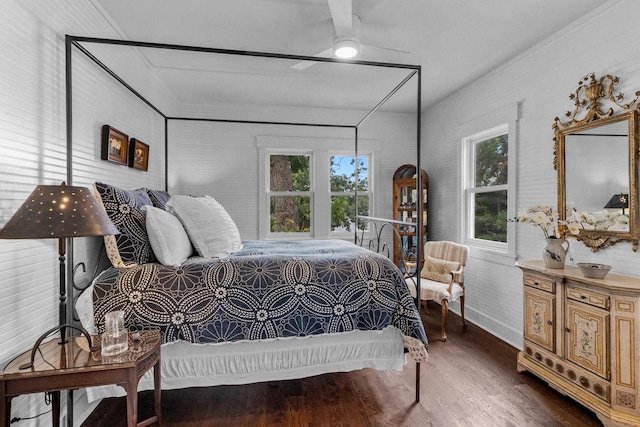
top-left (447, 301), bottom-right (522, 349)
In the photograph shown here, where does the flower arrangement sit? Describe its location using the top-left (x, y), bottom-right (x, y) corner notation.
top-left (512, 205), bottom-right (558, 239)
top-left (564, 208), bottom-right (629, 234)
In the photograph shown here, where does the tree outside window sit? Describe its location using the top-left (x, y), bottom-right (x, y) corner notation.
top-left (330, 155), bottom-right (370, 232)
top-left (466, 128), bottom-right (508, 243)
top-left (269, 154), bottom-right (311, 232)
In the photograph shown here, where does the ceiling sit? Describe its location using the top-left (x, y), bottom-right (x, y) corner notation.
top-left (91, 0), bottom-right (606, 115)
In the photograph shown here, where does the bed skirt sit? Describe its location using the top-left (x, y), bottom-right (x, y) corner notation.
top-left (85, 326), bottom-right (406, 402)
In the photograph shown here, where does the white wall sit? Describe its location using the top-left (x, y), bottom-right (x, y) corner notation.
top-left (0, 1), bottom-right (172, 425)
top-left (170, 103), bottom-right (419, 242)
top-left (422, 0), bottom-right (640, 347)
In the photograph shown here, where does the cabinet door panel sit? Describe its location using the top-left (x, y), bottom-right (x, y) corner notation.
top-left (566, 300), bottom-right (609, 379)
top-left (524, 286), bottom-right (555, 352)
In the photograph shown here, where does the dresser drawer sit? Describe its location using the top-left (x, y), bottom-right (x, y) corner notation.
top-left (524, 274), bottom-right (555, 293)
top-left (566, 285), bottom-right (610, 310)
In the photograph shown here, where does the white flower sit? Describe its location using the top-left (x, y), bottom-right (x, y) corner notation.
top-left (513, 205), bottom-right (558, 238)
top-left (564, 208), bottom-right (629, 233)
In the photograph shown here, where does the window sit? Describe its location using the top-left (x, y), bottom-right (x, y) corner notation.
top-left (258, 137), bottom-right (378, 240)
top-left (463, 124), bottom-right (509, 249)
top-left (268, 154), bottom-right (312, 233)
top-left (330, 155), bottom-right (370, 233)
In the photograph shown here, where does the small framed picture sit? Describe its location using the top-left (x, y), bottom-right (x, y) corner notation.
top-left (101, 125), bottom-right (129, 166)
top-left (129, 138), bottom-right (149, 171)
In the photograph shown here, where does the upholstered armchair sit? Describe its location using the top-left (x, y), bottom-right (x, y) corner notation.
top-left (404, 241), bottom-right (470, 341)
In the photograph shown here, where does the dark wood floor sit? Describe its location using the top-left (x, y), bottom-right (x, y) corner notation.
top-left (82, 306), bottom-right (603, 426)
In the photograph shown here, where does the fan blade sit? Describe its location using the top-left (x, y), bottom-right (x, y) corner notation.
top-left (291, 47), bottom-right (334, 70)
top-left (360, 44), bottom-right (409, 61)
top-left (328, 0), bottom-right (352, 37)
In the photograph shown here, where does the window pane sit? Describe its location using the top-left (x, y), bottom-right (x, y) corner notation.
top-left (270, 154), bottom-right (310, 191)
top-left (474, 134), bottom-right (508, 187)
top-left (331, 195), bottom-right (369, 232)
top-left (330, 156), bottom-right (368, 192)
top-left (474, 190), bottom-right (507, 242)
top-left (270, 195), bottom-right (310, 232)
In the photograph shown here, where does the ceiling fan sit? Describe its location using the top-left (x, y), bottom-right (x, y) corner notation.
top-left (292, 0), bottom-right (408, 70)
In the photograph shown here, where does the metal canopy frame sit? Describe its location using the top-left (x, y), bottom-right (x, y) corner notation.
top-left (64, 34), bottom-right (423, 276)
top-left (63, 34), bottom-right (424, 421)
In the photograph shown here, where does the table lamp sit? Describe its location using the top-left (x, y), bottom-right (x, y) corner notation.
top-left (0, 182), bottom-right (119, 365)
top-left (604, 193), bottom-right (629, 215)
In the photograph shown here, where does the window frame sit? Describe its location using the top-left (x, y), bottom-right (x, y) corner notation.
top-left (329, 152), bottom-right (373, 236)
top-left (258, 136), bottom-right (380, 240)
top-left (266, 151), bottom-right (314, 239)
top-left (461, 120), bottom-right (516, 256)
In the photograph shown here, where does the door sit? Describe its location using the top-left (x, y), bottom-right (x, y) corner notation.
top-left (524, 286), bottom-right (555, 352)
top-left (565, 299), bottom-right (609, 379)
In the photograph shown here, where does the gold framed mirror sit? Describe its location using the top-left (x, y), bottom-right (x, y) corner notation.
top-left (554, 73), bottom-right (640, 251)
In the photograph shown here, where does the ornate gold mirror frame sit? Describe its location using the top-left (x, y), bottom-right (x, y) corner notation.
top-left (554, 73), bottom-right (640, 251)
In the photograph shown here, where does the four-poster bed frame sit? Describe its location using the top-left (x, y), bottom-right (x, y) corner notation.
top-left (63, 34), bottom-right (424, 425)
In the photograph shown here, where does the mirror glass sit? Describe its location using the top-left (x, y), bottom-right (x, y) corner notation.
top-left (565, 120), bottom-right (629, 220)
top-left (557, 111), bottom-right (639, 251)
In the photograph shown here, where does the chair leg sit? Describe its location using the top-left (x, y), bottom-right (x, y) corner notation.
top-left (441, 299), bottom-right (449, 341)
top-left (460, 295), bottom-right (466, 328)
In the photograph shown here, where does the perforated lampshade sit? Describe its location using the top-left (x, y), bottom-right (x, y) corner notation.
top-left (0, 183), bottom-right (119, 239)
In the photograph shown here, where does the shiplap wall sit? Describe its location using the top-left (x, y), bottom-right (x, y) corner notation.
top-left (422, 0), bottom-right (640, 347)
top-left (0, 1), bottom-right (172, 425)
top-left (170, 104), bottom-right (419, 243)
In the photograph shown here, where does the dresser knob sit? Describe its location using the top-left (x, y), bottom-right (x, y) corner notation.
top-left (565, 327), bottom-right (571, 333)
top-left (547, 320), bottom-right (553, 325)
top-left (581, 295), bottom-right (587, 300)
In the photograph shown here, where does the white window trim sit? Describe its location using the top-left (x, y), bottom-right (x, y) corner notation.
top-left (460, 104), bottom-right (518, 259)
top-left (257, 136), bottom-right (381, 240)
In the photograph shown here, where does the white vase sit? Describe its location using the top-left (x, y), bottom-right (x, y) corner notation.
top-left (542, 237), bottom-right (569, 269)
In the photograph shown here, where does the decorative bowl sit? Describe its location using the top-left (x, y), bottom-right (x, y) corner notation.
top-left (577, 263), bottom-right (612, 279)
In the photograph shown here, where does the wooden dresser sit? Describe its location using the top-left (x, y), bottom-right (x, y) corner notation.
top-left (516, 260), bottom-right (640, 427)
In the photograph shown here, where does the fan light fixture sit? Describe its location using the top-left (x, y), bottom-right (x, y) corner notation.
top-left (334, 37), bottom-right (359, 59)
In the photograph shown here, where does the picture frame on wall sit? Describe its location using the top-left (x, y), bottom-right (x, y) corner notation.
top-left (129, 138), bottom-right (149, 171)
top-left (101, 125), bottom-right (129, 166)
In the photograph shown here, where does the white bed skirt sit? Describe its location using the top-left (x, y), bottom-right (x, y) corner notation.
top-left (85, 327), bottom-right (406, 402)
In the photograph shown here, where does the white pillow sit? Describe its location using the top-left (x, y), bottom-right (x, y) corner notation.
top-left (142, 205), bottom-right (193, 265)
top-left (165, 195), bottom-right (243, 258)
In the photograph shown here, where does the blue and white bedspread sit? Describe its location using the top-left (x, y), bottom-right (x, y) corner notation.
top-left (92, 239), bottom-right (428, 361)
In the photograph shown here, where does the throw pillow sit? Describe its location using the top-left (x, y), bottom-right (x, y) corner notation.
top-left (142, 205), bottom-right (193, 265)
top-left (94, 182), bottom-right (155, 267)
top-left (165, 195), bottom-right (243, 258)
top-left (144, 188), bottom-right (171, 210)
top-left (420, 256), bottom-right (459, 284)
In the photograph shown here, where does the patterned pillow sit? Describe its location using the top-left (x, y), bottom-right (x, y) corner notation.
top-left (420, 256), bottom-right (459, 284)
top-left (144, 188), bottom-right (171, 210)
top-left (94, 182), bottom-right (155, 267)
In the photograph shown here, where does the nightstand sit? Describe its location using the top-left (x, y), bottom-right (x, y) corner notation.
top-left (0, 330), bottom-right (161, 427)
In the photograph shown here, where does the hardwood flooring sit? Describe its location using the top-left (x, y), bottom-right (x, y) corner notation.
top-left (82, 306), bottom-right (603, 426)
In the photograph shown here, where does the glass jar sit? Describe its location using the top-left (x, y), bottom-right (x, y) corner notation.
top-left (101, 310), bottom-right (128, 356)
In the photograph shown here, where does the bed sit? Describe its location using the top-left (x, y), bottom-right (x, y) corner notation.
top-left (75, 182), bottom-right (428, 402)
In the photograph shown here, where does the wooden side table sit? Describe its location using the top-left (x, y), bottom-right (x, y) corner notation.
top-left (0, 330), bottom-right (161, 427)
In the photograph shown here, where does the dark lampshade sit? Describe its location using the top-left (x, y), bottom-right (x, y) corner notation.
top-left (0, 183), bottom-right (119, 239)
top-left (604, 193), bottom-right (629, 210)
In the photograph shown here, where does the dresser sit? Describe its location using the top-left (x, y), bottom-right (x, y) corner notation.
top-left (516, 260), bottom-right (640, 427)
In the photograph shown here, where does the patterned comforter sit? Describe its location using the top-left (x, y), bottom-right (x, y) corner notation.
top-left (92, 239), bottom-right (428, 356)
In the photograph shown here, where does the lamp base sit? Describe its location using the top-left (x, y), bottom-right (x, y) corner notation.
top-left (19, 324), bottom-right (98, 370)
